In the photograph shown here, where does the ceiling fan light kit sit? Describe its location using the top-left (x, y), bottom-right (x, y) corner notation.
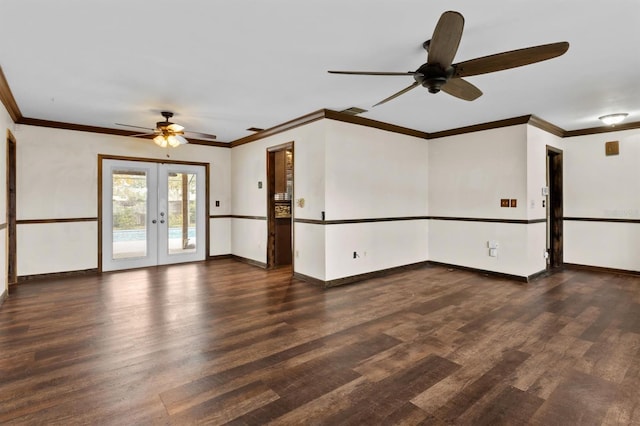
top-left (117, 110), bottom-right (217, 148)
top-left (153, 134), bottom-right (187, 148)
top-left (599, 113), bottom-right (628, 126)
top-left (328, 10), bottom-right (569, 106)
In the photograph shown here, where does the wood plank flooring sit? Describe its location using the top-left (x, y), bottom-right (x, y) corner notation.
top-left (1, 260), bottom-right (639, 425)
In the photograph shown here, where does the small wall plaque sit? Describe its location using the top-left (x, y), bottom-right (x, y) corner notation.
top-left (605, 141), bottom-right (619, 156)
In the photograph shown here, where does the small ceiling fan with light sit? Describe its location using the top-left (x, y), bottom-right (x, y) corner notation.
top-left (328, 11), bottom-right (569, 106)
top-left (116, 111), bottom-right (217, 148)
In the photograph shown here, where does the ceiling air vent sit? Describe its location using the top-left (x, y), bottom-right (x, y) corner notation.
top-left (340, 107), bottom-right (368, 116)
top-left (246, 127), bottom-right (265, 132)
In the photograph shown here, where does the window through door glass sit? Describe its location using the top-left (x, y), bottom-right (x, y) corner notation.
top-left (167, 172), bottom-right (198, 255)
top-left (111, 170), bottom-right (148, 259)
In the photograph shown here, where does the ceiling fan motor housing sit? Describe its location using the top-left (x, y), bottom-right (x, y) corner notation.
top-left (414, 64), bottom-right (455, 93)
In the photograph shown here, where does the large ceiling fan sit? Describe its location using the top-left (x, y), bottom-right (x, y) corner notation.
top-left (117, 111), bottom-right (217, 147)
top-left (329, 11), bottom-right (569, 106)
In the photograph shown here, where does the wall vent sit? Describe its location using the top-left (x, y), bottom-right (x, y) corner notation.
top-left (340, 107), bottom-right (368, 116)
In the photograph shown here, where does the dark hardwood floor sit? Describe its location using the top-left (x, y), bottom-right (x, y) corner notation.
top-left (1, 260), bottom-right (639, 425)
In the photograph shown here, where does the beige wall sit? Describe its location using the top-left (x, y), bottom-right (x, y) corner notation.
top-left (3, 108), bottom-right (638, 287)
top-left (428, 125), bottom-right (542, 277)
top-left (563, 128), bottom-right (640, 271)
top-left (14, 124), bottom-right (230, 276)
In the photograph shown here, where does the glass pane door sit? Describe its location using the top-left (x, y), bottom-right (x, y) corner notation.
top-left (158, 164), bottom-right (206, 265)
top-left (101, 160), bottom-right (206, 271)
top-left (102, 160), bottom-right (158, 271)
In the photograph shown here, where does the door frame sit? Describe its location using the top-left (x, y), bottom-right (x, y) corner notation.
top-left (6, 129), bottom-right (16, 285)
top-left (266, 142), bottom-right (294, 269)
top-left (98, 154), bottom-right (210, 272)
top-left (546, 146), bottom-right (563, 269)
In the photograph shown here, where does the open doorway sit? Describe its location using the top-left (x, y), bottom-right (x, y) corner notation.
top-left (547, 146), bottom-right (563, 269)
top-left (266, 143), bottom-right (293, 269)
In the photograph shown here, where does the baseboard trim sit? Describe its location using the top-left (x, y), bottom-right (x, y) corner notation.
top-left (564, 263), bottom-right (640, 277)
top-left (294, 261), bottom-right (430, 288)
top-left (18, 268), bottom-right (99, 283)
top-left (292, 272), bottom-right (326, 287)
top-left (293, 261), bottom-right (548, 288)
top-left (0, 289), bottom-right (7, 306)
top-left (426, 261), bottom-right (529, 283)
top-left (231, 255), bottom-right (267, 269)
top-left (208, 254), bottom-right (232, 261)
top-left (527, 268), bottom-right (551, 282)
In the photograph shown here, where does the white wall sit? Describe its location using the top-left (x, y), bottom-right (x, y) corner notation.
top-left (230, 118), bottom-right (429, 282)
top-left (323, 120), bottom-right (428, 281)
top-left (14, 124), bottom-right (231, 276)
top-left (429, 125), bottom-right (528, 218)
top-left (0, 103), bottom-right (13, 301)
top-left (428, 125), bottom-right (543, 277)
top-left (230, 119), bottom-right (326, 274)
top-left (563, 128), bottom-right (640, 271)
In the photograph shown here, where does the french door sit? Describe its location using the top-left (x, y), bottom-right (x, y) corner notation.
top-left (101, 159), bottom-right (206, 271)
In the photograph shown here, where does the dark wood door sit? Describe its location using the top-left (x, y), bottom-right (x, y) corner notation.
top-left (7, 131), bottom-right (16, 285)
top-left (547, 147), bottom-right (563, 269)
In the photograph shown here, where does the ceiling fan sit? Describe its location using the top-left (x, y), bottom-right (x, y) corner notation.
top-left (116, 111), bottom-right (217, 147)
top-left (328, 11), bottom-right (569, 106)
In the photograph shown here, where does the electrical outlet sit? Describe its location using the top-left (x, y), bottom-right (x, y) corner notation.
top-left (215, 200), bottom-right (220, 207)
top-left (353, 251), bottom-right (358, 259)
top-left (500, 199), bottom-right (510, 208)
top-left (510, 199), bottom-right (517, 208)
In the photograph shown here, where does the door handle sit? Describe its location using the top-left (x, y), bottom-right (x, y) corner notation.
top-left (152, 219), bottom-right (157, 224)
top-left (160, 220), bottom-right (165, 224)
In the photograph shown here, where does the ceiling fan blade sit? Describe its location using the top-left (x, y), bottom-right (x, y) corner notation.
top-left (115, 123), bottom-right (154, 131)
top-left (328, 71), bottom-right (416, 76)
top-left (441, 78), bottom-right (483, 101)
top-left (428, 11), bottom-right (464, 68)
top-left (454, 41), bottom-right (570, 78)
top-left (373, 82), bottom-right (421, 107)
top-left (185, 131), bottom-right (217, 140)
top-left (128, 132), bottom-right (155, 137)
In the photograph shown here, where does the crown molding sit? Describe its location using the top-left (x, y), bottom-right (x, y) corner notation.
top-left (15, 117), bottom-right (230, 147)
top-left (230, 109), bottom-right (327, 147)
top-left (427, 115), bottom-right (531, 139)
top-left (528, 115), bottom-right (565, 138)
top-left (564, 120), bottom-right (640, 138)
top-left (323, 109), bottom-right (429, 139)
top-left (230, 109), bottom-right (429, 147)
top-left (0, 67), bottom-right (23, 122)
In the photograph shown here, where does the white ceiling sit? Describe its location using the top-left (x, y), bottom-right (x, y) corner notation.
top-left (1, 0), bottom-right (639, 142)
